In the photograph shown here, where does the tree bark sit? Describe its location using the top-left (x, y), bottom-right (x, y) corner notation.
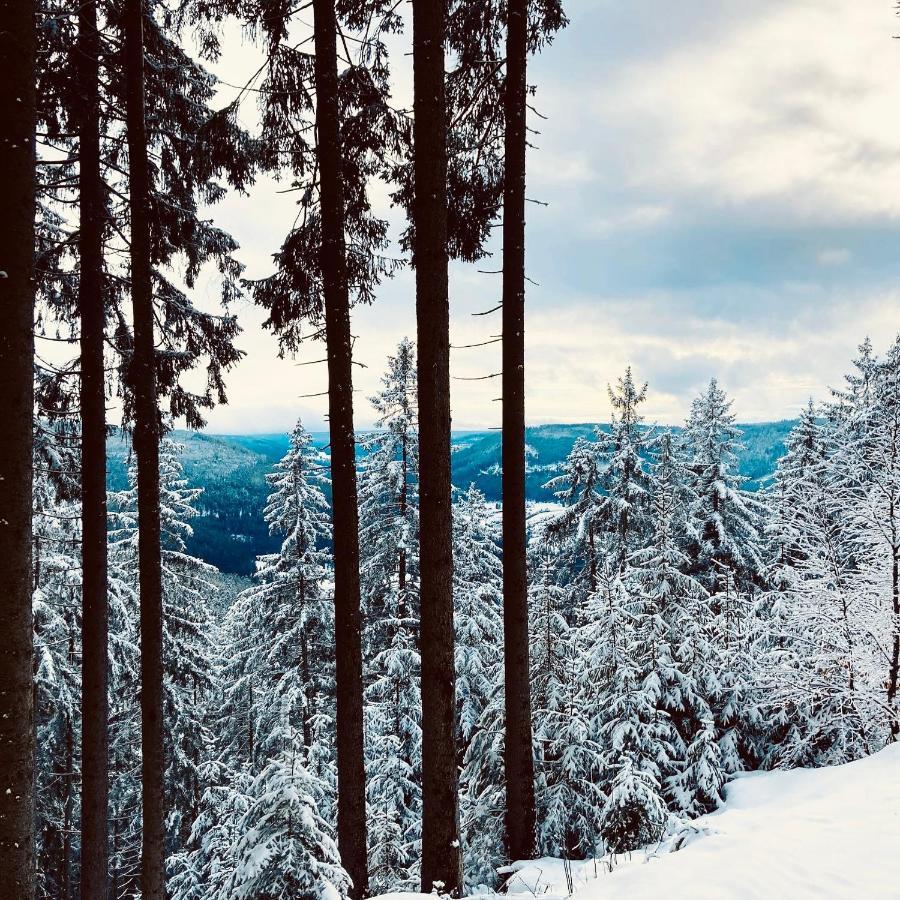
top-left (412, 0), bottom-right (463, 893)
top-left (311, 2), bottom-right (369, 895)
top-left (123, 1), bottom-right (166, 896)
top-left (501, 0), bottom-right (537, 864)
top-left (888, 501), bottom-right (898, 740)
top-left (77, 1), bottom-right (111, 895)
top-left (0, 0), bottom-right (37, 895)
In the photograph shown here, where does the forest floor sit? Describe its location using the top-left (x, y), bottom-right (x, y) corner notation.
top-left (378, 743), bottom-right (900, 900)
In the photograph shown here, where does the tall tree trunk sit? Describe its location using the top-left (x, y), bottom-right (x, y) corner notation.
top-left (412, 0), bottom-right (463, 892)
top-left (0, 0), bottom-right (37, 895)
top-left (501, 0), bottom-right (536, 864)
top-left (123, 1), bottom-right (166, 896)
top-left (311, 2), bottom-right (369, 895)
top-left (77, 2), bottom-right (111, 895)
top-left (889, 500), bottom-right (899, 740)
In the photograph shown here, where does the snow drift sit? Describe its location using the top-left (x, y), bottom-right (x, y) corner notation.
top-left (499, 743), bottom-right (900, 900)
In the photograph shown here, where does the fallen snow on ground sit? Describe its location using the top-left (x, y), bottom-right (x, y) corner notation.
top-left (502, 743), bottom-right (900, 900)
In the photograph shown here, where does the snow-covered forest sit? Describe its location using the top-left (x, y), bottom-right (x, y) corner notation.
top-left (26, 337), bottom-right (900, 898)
top-left (1, 1), bottom-right (899, 899)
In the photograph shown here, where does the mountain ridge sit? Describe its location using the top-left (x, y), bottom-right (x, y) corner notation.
top-left (107, 420), bottom-right (794, 575)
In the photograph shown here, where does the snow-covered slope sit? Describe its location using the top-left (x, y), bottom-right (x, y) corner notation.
top-left (502, 744), bottom-right (900, 900)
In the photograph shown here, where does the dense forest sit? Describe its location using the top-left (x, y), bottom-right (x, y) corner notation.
top-left (0, 1), bottom-right (898, 899)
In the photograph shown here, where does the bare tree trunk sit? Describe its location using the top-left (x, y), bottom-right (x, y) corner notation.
top-left (501, 0), bottom-right (537, 864)
top-left (311, 2), bottom-right (369, 895)
top-left (0, 0), bottom-right (37, 893)
top-left (123, 1), bottom-right (166, 896)
top-left (889, 499), bottom-right (899, 740)
top-left (77, 2), bottom-right (111, 895)
top-left (412, 0), bottom-right (463, 892)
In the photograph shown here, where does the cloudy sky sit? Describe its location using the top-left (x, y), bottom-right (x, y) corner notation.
top-left (196, 0), bottom-right (900, 433)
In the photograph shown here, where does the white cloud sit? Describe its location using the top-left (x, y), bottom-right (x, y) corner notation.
top-left (193, 2), bottom-right (900, 433)
top-left (589, 0), bottom-right (900, 222)
top-left (817, 248), bottom-right (851, 266)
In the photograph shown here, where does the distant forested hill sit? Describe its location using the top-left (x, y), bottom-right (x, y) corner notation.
top-left (107, 421), bottom-right (793, 575)
top-left (107, 430), bottom-right (328, 575)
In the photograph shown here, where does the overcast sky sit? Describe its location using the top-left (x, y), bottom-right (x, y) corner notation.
top-left (195, 0), bottom-right (900, 434)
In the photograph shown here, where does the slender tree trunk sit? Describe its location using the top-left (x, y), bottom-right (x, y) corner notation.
top-left (77, 2), bottom-right (111, 895)
top-left (888, 504), bottom-right (899, 740)
top-left (412, 0), bottom-right (462, 892)
top-left (501, 0), bottom-right (537, 864)
top-left (64, 705), bottom-right (74, 900)
top-left (0, 0), bottom-right (37, 894)
top-left (311, 2), bottom-right (369, 895)
top-left (399, 432), bottom-right (408, 614)
top-left (123, 1), bottom-right (166, 896)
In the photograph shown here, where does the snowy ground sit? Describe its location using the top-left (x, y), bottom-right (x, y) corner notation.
top-left (504, 744), bottom-right (900, 900)
top-left (376, 743), bottom-right (900, 900)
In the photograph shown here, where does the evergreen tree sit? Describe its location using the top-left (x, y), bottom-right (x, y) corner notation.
top-left (75, 0), bottom-right (111, 889)
top-left (109, 441), bottom-right (220, 868)
top-left (680, 379), bottom-right (765, 594)
top-left (626, 433), bottom-right (724, 817)
top-left (546, 367), bottom-right (655, 595)
top-left (33, 460), bottom-right (81, 900)
top-left (838, 338), bottom-right (900, 740)
top-left (359, 342), bottom-right (422, 892)
top-left (0, 0), bottom-right (38, 891)
top-left (532, 553), bottom-right (605, 859)
top-left (761, 403), bottom-right (875, 765)
top-left (227, 736), bottom-right (350, 900)
top-left (454, 485), bottom-right (504, 754)
top-left (454, 485), bottom-right (504, 886)
top-left (242, 3), bottom-right (405, 886)
top-left (359, 339), bottom-right (420, 633)
top-left (409, 0), bottom-right (463, 887)
top-left (240, 421), bottom-right (335, 767)
top-left (497, 0), bottom-right (566, 859)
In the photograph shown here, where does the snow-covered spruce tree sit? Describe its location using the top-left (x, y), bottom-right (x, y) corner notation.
top-left (174, 420), bottom-right (339, 899)
top-left (544, 367), bottom-right (655, 611)
top-left (454, 484), bottom-right (504, 887)
top-left (544, 434), bottom-right (604, 598)
top-left (531, 548), bottom-right (605, 859)
top-left (838, 337), bottom-right (900, 740)
top-left (680, 379), bottom-right (765, 595)
top-left (227, 730), bottom-right (351, 900)
top-left (760, 400), bottom-right (881, 765)
top-left (626, 432), bottom-right (724, 818)
top-left (359, 338), bottom-right (420, 632)
top-left (775, 337), bottom-right (900, 753)
top-left (459, 692), bottom-right (505, 889)
top-left (679, 379), bottom-right (767, 773)
top-left (32, 459), bottom-right (82, 900)
top-left (169, 759), bottom-right (253, 900)
top-left (597, 635), bottom-right (669, 855)
top-left (454, 484), bottom-right (504, 754)
top-left (359, 339), bottom-right (422, 892)
top-left (109, 440), bottom-right (220, 856)
top-left (169, 595), bottom-right (255, 900)
top-left (592, 367), bottom-right (656, 572)
top-left (107, 517), bottom-right (143, 899)
top-left (245, 420), bottom-right (335, 765)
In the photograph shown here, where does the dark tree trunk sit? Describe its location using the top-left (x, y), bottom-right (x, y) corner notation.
top-left (311, 2), bottom-right (369, 895)
top-left (412, 0), bottom-right (463, 893)
top-left (889, 500), bottom-right (898, 740)
top-left (0, 0), bottom-right (37, 894)
top-left (123, 1), bottom-right (166, 896)
top-left (77, 2), bottom-right (111, 895)
top-left (501, 0), bottom-right (537, 864)
top-left (64, 619), bottom-right (76, 900)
